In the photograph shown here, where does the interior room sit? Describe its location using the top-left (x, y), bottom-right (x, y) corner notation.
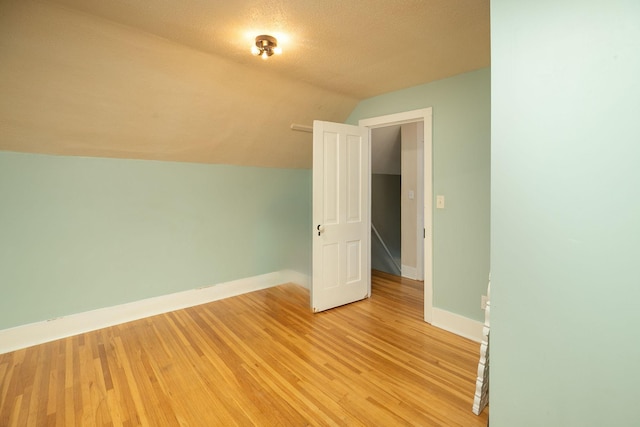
top-left (1, 1), bottom-right (638, 426)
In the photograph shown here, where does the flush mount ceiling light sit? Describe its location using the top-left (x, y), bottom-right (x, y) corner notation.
top-left (251, 35), bottom-right (282, 60)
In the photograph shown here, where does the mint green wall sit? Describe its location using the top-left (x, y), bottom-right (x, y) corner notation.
top-left (491, 2), bottom-right (640, 426)
top-left (347, 68), bottom-right (490, 321)
top-left (0, 152), bottom-right (311, 330)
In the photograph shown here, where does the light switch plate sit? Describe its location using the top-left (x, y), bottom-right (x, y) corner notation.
top-left (436, 195), bottom-right (445, 209)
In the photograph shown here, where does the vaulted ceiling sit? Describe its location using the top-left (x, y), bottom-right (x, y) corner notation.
top-left (0, 0), bottom-right (490, 168)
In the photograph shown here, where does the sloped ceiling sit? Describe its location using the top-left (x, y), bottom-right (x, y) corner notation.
top-left (0, 0), bottom-right (489, 168)
top-left (372, 126), bottom-right (401, 175)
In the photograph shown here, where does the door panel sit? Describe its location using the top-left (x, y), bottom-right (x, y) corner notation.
top-left (312, 120), bottom-right (370, 312)
top-left (346, 135), bottom-right (362, 223)
top-left (346, 240), bottom-right (361, 282)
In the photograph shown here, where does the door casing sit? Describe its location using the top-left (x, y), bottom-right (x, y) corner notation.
top-left (360, 108), bottom-right (433, 323)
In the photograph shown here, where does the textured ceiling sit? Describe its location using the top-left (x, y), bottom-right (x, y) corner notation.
top-left (45, 0), bottom-right (490, 99)
top-left (0, 0), bottom-right (489, 168)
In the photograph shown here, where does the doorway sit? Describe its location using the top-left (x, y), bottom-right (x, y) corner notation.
top-left (360, 108), bottom-right (433, 323)
top-left (371, 123), bottom-right (424, 281)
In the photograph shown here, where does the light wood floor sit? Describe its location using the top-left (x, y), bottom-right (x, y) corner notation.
top-left (0, 270), bottom-right (489, 426)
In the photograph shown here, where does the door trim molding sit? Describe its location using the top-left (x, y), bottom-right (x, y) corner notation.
top-left (359, 108), bottom-right (433, 323)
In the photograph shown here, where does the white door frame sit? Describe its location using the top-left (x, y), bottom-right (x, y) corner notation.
top-left (359, 108), bottom-right (433, 323)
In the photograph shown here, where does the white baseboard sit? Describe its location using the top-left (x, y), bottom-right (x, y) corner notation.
top-left (432, 308), bottom-right (483, 342)
top-left (281, 269), bottom-right (311, 289)
top-left (401, 265), bottom-right (418, 280)
top-left (0, 270), bottom-right (309, 355)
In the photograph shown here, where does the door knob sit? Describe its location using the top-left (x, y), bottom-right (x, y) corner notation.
top-left (316, 224), bottom-right (324, 236)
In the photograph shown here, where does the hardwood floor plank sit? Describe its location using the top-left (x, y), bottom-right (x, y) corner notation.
top-left (110, 335), bottom-right (148, 426)
top-left (8, 394), bottom-right (22, 427)
top-left (0, 271), bottom-right (488, 426)
top-left (27, 344), bottom-right (48, 426)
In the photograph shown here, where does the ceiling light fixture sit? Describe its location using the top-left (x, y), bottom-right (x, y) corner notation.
top-left (251, 35), bottom-right (282, 60)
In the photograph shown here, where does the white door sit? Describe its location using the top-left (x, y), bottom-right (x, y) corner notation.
top-left (312, 120), bottom-right (370, 312)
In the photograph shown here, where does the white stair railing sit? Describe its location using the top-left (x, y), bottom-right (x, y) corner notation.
top-left (473, 275), bottom-right (491, 416)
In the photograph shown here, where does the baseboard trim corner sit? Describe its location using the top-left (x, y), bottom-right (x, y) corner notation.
top-left (401, 265), bottom-right (418, 280)
top-left (431, 308), bottom-right (483, 343)
top-left (281, 270), bottom-right (311, 289)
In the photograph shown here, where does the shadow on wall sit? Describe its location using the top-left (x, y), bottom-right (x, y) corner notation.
top-left (371, 173), bottom-right (401, 275)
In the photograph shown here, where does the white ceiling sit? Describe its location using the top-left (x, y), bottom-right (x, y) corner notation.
top-left (46, 0), bottom-right (490, 99)
top-left (0, 0), bottom-right (489, 168)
